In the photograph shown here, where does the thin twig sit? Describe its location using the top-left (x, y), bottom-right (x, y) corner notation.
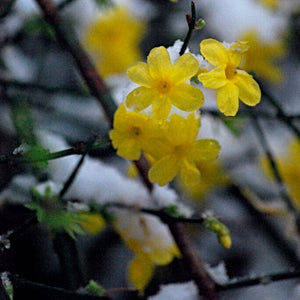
top-left (8, 273), bottom-right (111, 299)
top-left (217, 269), bottom-right (300, 291)
top-left (261, 85), bottom-right (300, 139)
top-left (35, 0), bottom-right (117, 126)
top-left (251, 116), bottom-right (300, 232)
top-left (0, 140), bottom-right (110, 165)
top-left (103, 202), bottom-right (205, 224)
top-left (180, 1), bottom-right (196, 55)
top-left (0, 78), bottom-right (89, 97)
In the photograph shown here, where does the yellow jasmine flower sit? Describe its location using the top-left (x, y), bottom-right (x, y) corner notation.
top-left (147, 113), bottom-right (220, 186)
top-left (178, 160), bottom-right (229, 200)
top-left (109, 104), bottom-right (159, 160)
top-left (126, 46), bottom-right (204, 119)
top-left (114, 212), bottom-right (180, 292)
top-left (83, 6), bottom-right (145, 77)
top-left (240, 31), bottom-right (285, 83)
top-left (261, 139), bottom-right (300, 209)
top-left (198, 39), bottom-right (261, 116)
top-left (78, 212), bottom-right (106, 235)
top-left (259, 0), bottom-right (279, 10)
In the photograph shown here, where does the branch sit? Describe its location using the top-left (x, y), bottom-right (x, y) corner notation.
top-left (251, 116), bottom-right (300, 230)
top-left (8, 273), bottom-right (112, 300)
top-left (180, 1), bottom-right (196, 55)
top-left (0, 140), bottom-right (110, 165)
top-left (0, 78), bottom-right (89, 97)
top-left (217, 269), bottom-right (300, 291)
top-left (35, 0), bottom-right (117, 126)
top-left (261, 84), bottom-right (300, 139)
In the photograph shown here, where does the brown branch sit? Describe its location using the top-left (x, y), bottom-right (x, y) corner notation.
top-left (34, 1), bottom-right (219, 298)
top-left (35, 0), bottom-right (117, 127)
top-left (169, 223), bottom-right (218, 299)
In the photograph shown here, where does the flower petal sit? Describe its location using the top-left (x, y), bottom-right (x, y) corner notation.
top-left (235, 71), bottom-right (261, 106)
top-left (147, 46), bottom-right (172, 79)
top-left (116, 139), bottom-right (141, 160)
top-left (128, 255), bottom-right (154, 292)
top-left (179, 160), bottom-right (201, 187)
top-left (171, 84), bottom-right (204, 111)
top-left (171, 53), bottom-right (199, 83)
top-left (152, 97), bottom-right (172, 120)
top-left (148, 155), bottom-right (179, 186)
top-left (126, 87), bottom-right (154, 111)
top-left (200, 39), bottom-right (228, 67)
top-left (127, 62), bottom-right (152, 87)
top-left (229, 41), bottom-right (249, 67)
top-left (217, 83), bottom-right (239, 116)
top-left (190, 139), bottom-right (220, 161)
top-left (198, 68), bottom-right (228, 89)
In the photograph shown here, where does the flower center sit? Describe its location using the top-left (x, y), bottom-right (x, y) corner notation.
top-left (131, 126), bottom-right (141, 136)
top-left (225, 63), bottom-right (236, 80)
top-left (174, 144), bottom-right (188, 158)
top-left (156, 80), bottom-right (172, 94)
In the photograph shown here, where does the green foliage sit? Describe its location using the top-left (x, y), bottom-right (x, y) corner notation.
top-left (163, 204), bottom-right (186, 218)
top-left (28, 186), bottom-right (85, 239)
top-left (94, 0), bottom-right (113, 8)
top-left (11, 99), bottom-right (37, 146)
top-left (85, 280), bottom-right (105, 297)
top-left (23, 15), bottom-right (55, 38)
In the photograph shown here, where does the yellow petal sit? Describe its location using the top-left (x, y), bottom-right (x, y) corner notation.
top-left (171, 84), bottom-right (204, 111)
top-left (147, 46), bottom-right (172, 79)
top-left (128, 255), bottom-right (154, 293)
top-left (190, 139), bottom-right (220, 161)
top-left (217, 83), bottom-right (239, 116)
top-left (79, 213), bottom-right (106, 235)
top-left (198, 68), bottom-right (227, 89)
top-left (235, 71), bottom-right (261, 106)
top-left (200, 39), bottom-right (228, 66)
top-left (127, 62), bottom-right (152, 87)
top-left (229, 41), bottom-right (249, 67)
top-left (148, 155), bottom-right (179, 186)
top-left (126, 87), bottom-right (154, 111)
top-left (116, 139), bottom-right (141, 160)
top-left (152, 97), bottom-right (172, 120)
top-left (179, 160), bottom-right (201, 187)
top-left (171, 53), bottom-right (199, 82)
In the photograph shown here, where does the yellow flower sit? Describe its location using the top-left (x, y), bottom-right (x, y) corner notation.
top-left (259, 0), bottom-right (279, 9)
top-left (261, 139), bottom-right (300, 209)
top-left (83, 6), bottom-right (145, 77)
top-left (126, 46), bottom-right (204, 119)
top-left (109, 104), bottom-right (159, 160)
top-left (240, 31), bottom-right (285, 83)
top-left (178, 160), bottom-right (229, 200)
top-left (198, 39), bottom-right (261, 116)
top-left (78, 212), bottom-right (106, 235)
top-left (147, 113), bottom-right (220, 186)
top-left (114, 213), bottom-right (180, 292)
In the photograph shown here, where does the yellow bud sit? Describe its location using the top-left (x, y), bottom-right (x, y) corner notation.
top-left (219, 234), bottom-right (232, 249)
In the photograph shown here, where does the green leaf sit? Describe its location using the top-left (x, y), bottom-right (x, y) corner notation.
top-left (85, 280), bottom-right (105, 297)
top-left (94, 0), bottom-right (113, 8)
top-left (11, 99), bottom-right (37, 146)
top-left (23, 15), bottom-right (55, 38)
top-left (163, 204), bottom-right (185, 218)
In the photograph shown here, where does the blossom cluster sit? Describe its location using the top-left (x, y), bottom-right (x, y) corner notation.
top-left (109, 39), bottom-right (261, 187)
